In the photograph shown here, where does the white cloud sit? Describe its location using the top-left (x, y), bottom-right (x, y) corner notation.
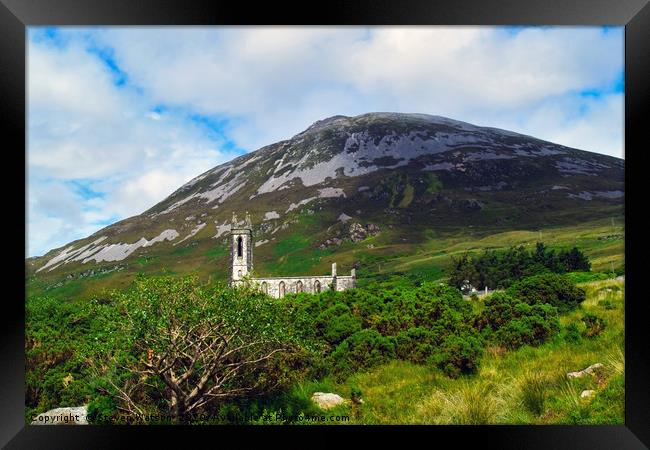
top-left (27, 26), bottom-right (624, 257)
top-left (93, 26), bottom-right (623, 152)
top-left (27, 31), bottom-right (240, 256)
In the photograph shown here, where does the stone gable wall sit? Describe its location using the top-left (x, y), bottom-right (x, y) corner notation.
top-left (335, 275), bottom-right (356, 291)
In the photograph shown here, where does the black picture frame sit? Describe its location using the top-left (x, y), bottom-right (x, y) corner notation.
top-left (2, 0), bottom-right (648, 448)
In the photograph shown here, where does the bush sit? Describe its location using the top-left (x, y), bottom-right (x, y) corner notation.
top-left (86, 276), bottom-right (308, 423)
top-left (432, 333), bottom-right (483, 378)
top-left (507, 273), bottom-right (585, 313)
top-left (317, 306), bottom-right (362, 345)
top-left (394, 327), bottom-right (438, 364)
top-left (495, 314), bottom-right (559, 350)
top-left (330, 329), bottom-right (396, 376)
top-left (476, 292), bottom-right (559, 350)
top-left (563, 323), bottom-right (582, 343)
top-left (87, 395), bottom-right (118, 424)
top-left (582, 313), bottom-right (606, 338)
top-left (475, 292), bottom-right (520, 331)
top-left (350, 386), bottom-right (363, 404)
top-left (598, 299), bottom-right (616, 310)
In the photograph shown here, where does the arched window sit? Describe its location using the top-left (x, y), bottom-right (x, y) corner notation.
top-left (296, 280), bottom-right (303, 293)
top-left (314, 280), bottom-right (321, 293)
top-left (278, 281), bottom-right (285, 298)
top-left (237, 270), bottom-right (242, 278)
top-left (237, 236), bottom-right (243, 257)
top-left (261, 282), bottom-right (268, 294)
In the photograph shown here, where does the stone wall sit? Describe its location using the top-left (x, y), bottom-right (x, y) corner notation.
top-left (243, 276), bottom-right (336, 298)
top-left (238, 272), bottom-right (357, 298)
top-left (335, 275), bottom-right (356, 291)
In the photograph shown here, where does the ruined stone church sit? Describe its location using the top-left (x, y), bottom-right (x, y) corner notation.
top-left (229, 212), bottom-right (356, 298)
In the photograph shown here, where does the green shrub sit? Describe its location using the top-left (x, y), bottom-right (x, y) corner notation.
top-left (84, 276), bottom-right (308, 423)
top-left (394, 327), bottom-right (438, 364)
top-left (87, 395), bottom-right (118, 424)
top-left (563, 323), bottom-right (582, 343)
top-left (322, 312), bottom-right (362, 345)
top-left (474, 292), bottom-right (520, 331)
top-left (330, 329), bottom-right (396, 376)
top-left (350, 386), bottom-right (363, 404)
top-left (598, 299), bottom-right (616, 310)
top-left (432, 333), bottom-right (483, 378)
top-left (507, 273), bottom-right (585, 313)
top-left (476, 292), bottom-right (559, 350)
top-left (495, 314), bottom-right (559, 350)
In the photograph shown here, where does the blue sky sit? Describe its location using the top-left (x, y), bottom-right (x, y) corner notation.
top-left (27, 26), bottom-right (624, 257)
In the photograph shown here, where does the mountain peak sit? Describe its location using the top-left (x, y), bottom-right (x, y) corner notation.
top-left (297, 115), bottom-right (351, 136)
top-left (297, 112), bottom-right (496, 138)
top-left (30, 112), bottom-right (624, 276)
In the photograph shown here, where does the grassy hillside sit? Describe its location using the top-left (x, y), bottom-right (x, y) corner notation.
top-left (26, 216), bottom-right (623, 303)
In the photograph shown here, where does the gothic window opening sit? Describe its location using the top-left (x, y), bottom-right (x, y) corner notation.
top-left (237, 236), bottom-right (243, 257)
top-left (296, 280), bottom-right (303, 293)
top-left (238, 270), bottom-right (242, 278)
top-left (279, 281), bottom-right (285, 298)
top-left (261, 282), bottom-right (268, 294)
top-left (314, 280), bottom-right (321, 293)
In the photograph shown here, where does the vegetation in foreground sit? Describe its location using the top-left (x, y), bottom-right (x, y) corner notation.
top-left (25, 243), bottom-right (624, 425)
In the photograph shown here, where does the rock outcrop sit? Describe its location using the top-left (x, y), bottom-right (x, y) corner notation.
top-left (31, 405), bottom-right (88, 425)
top-left (567, 363), bottom-right (604, 379)
top-left (580, 390), bottom-right (596, 399)
top-left (311, 392), bottom-right (347, 410)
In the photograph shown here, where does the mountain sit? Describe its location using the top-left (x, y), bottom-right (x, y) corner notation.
top-left (27, 112), bottom-right (624, 289)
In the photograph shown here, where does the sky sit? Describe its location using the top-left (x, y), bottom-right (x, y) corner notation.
top-left (27, 26), bottom-right (624, 257)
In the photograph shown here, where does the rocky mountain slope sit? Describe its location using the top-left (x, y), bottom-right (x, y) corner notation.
top-left (27, 112), bottom-right (624, 284)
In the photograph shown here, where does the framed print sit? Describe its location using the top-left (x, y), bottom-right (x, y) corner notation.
top-left (1, 0), bottom-right (649, 447)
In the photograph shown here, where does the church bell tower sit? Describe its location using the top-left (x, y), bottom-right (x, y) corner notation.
top-left (230, 211), bottom-right (253, 284)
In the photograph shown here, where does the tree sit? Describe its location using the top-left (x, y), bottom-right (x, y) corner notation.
top-left (562, 246), bottom-right (591, 272)
top-left (90, 275), bottom-right (304, 424)
top-left (447, 243), bottom-right (592, 291)
top-left (449, 253), bottom-right (479, 289)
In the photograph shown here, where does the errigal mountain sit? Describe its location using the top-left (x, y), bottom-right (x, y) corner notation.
top-left (27, 112), bottom-right (624, 290)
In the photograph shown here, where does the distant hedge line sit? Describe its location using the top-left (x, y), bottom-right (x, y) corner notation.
top-left (448, 242), bottom-right (591, 290)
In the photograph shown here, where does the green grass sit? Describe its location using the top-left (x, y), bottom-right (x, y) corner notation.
top-left (397, 184), bottom-right (415, 208)
top-left (425, 173), bottom-right (442, 194)
top-left (171, 245), bottom-right (197, 257)
top-left (204, 245), bottom-right (228, 259)
top-left (273, 234), bottom-right (310, 257)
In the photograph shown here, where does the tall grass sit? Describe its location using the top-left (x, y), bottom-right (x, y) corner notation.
top-left (519, 371), bottom-right (548, 416)
top-left (604, 345), bottom-right (624, 377)
top-left (420, 380), bottom-right (501, 424)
